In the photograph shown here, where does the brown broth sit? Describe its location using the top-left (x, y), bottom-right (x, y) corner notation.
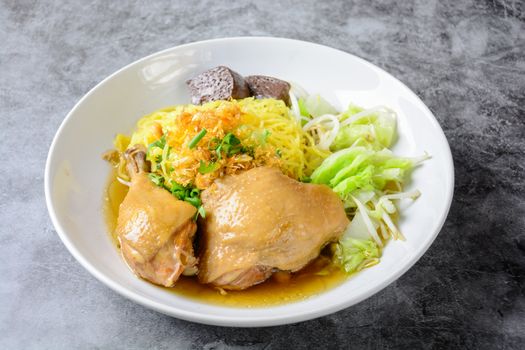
top-left (103, 170), bottom-right (348, 307)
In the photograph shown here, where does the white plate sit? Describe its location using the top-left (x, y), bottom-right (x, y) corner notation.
top-left (45, 37), bottom-right (454, 327)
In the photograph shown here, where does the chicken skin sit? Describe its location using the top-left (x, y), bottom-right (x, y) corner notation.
top-left (116, 146), bottom-right (197, 287)
top-left (198, 167), bottom-right (349, 290)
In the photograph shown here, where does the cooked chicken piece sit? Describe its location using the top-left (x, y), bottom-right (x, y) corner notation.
top-left (198, 167), bottom-right (349, 290)
top-left (116, 146), bottom-right (197, 287)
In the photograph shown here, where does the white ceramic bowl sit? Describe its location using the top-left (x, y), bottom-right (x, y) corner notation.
top-left (45, 37), bottom-right (454, 327)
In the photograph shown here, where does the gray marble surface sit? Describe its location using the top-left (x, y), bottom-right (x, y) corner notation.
top-left (1, 0), bottom-right (524, 349)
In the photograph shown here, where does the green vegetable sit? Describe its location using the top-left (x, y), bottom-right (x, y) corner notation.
top-left (334, 237), bottom-right (380, 274)
top-left (148, 134), bottom-right (166, 150)
top-left (298, 98), bottom-right (309, 117)
top-left (332, 106), bottom-right (396, 151)
top-left (340, 104), bottom-right (363, 118)
top-left (331, 165), bottom-right (375, 195)
top-left (197, 205), bottom-right (206, 219)
top-left (301, 99), bottom-right (428, 275)
top-left (261, 129), bottom-right (271, 144)
top-left (147, 135), bottom-right (168, 168)
top-left (169, 182), bottom-right (185, 198)
top-left (299, 176), bottom-right (311, 183)
top-left (146, 177), bottom-right (205, 219)
top-left (184, 196), bottom-right (201, 208)
top-left (221, 132), bottom-right (242, 156)
top-left (148, 173), bottom-right (165, 187)
top-left (329, 152), bottom-right (373, 186)
top-left (310, 147), bottom-right (368, 185)
top-left (169, 181), bottom-right (205, 219)
top-left (198, 160), bottom-right (220, 174)
top-left (168, 181), bottom-right (198, 203)
top-left (311, 139), bottom-right (426, 273)
top-left (188, 129), bottom-right (207, 149)
top-left (304, 94), bottom-right (339, 117)
top-left (209, 132), bottom-right (252, 160)
top-left (311, 147), bottom-right (416, 199)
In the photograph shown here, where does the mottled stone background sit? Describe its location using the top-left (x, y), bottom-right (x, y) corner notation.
top-left (1, 0), bottom-right (524, 349)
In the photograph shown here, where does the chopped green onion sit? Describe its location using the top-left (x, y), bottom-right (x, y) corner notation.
top-left (189, 188), bottom-right (201, 197)
top-left (258, 129), bottom-right (271, 145)
top-left (148, 173), bottom-right (164, 187)
top-left (263, 129), bottom-right (271, 139)
top-left (167, 180), bottom-right (203, 219)
top-left (184, 196), bottom-right (201, 208)
top-left (197, 205), bottom-right (206, 219)
top-left (216, 143), bottom-right (223, 160)
top-left (222, 133), bottom-right (242, 157)
top-left (198, 160), bottom-right (220, 174)
top-left (300, 176), bottom-right (311, 183)
top-left (208, 137), bottom-right (221, 150)
top-left (148, 134), bottom-right (166, 150)
top-left (170, 182), bottom-right (187, 199)
top-left (147, 135), bottom-right (168, 168)
top-left (188, 129), bottom-right (207, 149)
top-left (223, 132), bottom-right (240, 146)
top-left (209, 132), bottom-right (248, 159)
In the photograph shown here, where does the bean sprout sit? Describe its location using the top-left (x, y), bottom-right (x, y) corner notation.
top-left (117, 176), bottom-right (131, 187)
top-left (351, 195), bottom-right (383, 247)
top-left (303, 114), bottom-right (340, 150)
top-left (288, 90), bottom-right (302, 123)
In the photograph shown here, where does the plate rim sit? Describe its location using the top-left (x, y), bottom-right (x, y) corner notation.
top-left (45, 36), bottom-right (454, 327)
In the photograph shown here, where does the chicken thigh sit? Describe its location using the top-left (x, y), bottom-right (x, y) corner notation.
top-left (198, 167), bottom-right (349, 290)
top-left (116, 146), bottom-right (197, 287)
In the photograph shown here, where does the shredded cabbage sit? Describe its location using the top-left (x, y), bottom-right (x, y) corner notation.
top-left (304, 94), bottom-right (339, 117)
top-left (334, 237), bottom-right (380, 274)
top-left (300, 95), bottom-right (429, 275)
top-left (311, 146), bottom-right (426, 205)
top-left (332, 105), bottom-right (397, 151)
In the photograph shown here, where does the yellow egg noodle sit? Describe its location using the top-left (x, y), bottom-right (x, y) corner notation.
top-left (113, 98), bottom-right (329, 189)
